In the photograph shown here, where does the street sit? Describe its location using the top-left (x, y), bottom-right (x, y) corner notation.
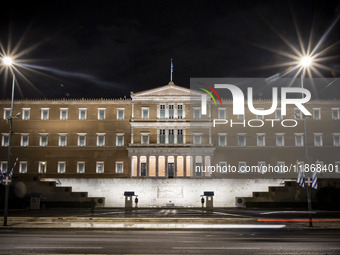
top-left (0, 229), bottom-right (340, 254)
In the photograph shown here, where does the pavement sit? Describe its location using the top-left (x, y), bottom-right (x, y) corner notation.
top-left (1, 207), bottom-right (340, 230)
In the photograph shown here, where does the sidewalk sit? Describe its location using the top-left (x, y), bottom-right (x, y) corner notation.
top-left (1, 207), bottom-right (340, 230)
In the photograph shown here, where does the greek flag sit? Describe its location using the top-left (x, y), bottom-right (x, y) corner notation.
top-left (296, 166), bottom-right (305, 188)
top-left (312, 171), bottom-right (318, 189)
top-left (171, 59), bottom-right (173, 73)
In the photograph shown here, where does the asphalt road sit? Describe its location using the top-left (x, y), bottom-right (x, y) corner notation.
top-left (5, 207), bottom-right (340, 219)
top-left (0, 229), bottom-right (340, 254)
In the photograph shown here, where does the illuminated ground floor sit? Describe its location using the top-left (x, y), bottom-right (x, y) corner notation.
top-left (47, 178), bottom-right (286, 207)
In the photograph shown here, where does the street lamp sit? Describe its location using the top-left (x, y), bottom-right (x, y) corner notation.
top-left (2, 56), bottom-right (15, 226)
top-left (299, 55), bottom-right (313, 227)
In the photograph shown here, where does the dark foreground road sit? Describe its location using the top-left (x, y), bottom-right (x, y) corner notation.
top-left (0, 229), bottom-right (340, 255)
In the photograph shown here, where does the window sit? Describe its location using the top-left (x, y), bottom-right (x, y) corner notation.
top-left (40, 134), bottom-right (48, 147)
top-left (22, 108), bottom-right (30, 120)
top-left (332, 108), bottom-right (339, 120)
top-left (57, 161), bottom-right (66, 173)
top-left (41, 108), bottom-right (49, 120)
top-left (177, 105), bottom-right (183, 119)
top-left (1, 133), bottom-right (9, 147)
top-left (21, 134), bottom-right (29, 147)
top-left (169, 105), bottom-right (174, 119)
top-left (177, 129), bottom-right (183, 144)
top-left (277, 162), bottom-right (285, 173)
top-left (218, 108), bottom-right (226, 119)
top-left (141, 134), bottom-right (149, 145)
top-left (3, 108), bottom-right (10, 119)
top-left (38, 161), bottom-right (46, 174)
top-left (96, 161), bottom-right (104, 173)
top-left (0, 162), bottom-right (8, 172)
top-left (218, 134), bottom-right (227, 147)
top-left (160, 105), bottom-right (165, 119)
top-left (220, 162), bottom-right (227, 169)
top-left (333, 134), bottom-right (340, 147)
top-left (237, 114), bottom-right (244, 121)
top-left (239, 162), bottom-right (247, 173)
top-left (79, 108), bottom-right (87, 120)
top-left (258, 161), bottom-right (266, 174)
top-left (60, 108), bottom-right (68, 120)
top-left (275, 108), bottom-right (282, 120)
top-left (168, 129), bottom-right (174, 144)
top-left (193, 134), bottom-right (201, 145)
top-left (97, 133), bottom-right (105, 146)
top-left (257, 134), bottom-right (265, 146)
top-left (256, 108), bottom-right (264, 120)
top-left (116, 134), bottom-right (124, 146)
top-left (78, 134), bottom-right (86, 146)
top-left (313, 108), bottom-right (321, 120)
top-left (294, 108), bottom-right (302, 119)
top-left (115, 162), bottom-right (124, 174)
top-left (142, 107), bottom-right (149, 119)
top-left (193, 108), bottom-right (201, 119)
top-left (117, 108), bottom-right (124, 120)
top-left (314, 133), bottom-right (323, 147)
top-left (98, 108), bottom-right (106, 120)
top-left (19, 161), bottom-right (27, 174)
top-left (159, 129), bottom-right (165, 144)
top-left (295, 134), bottom-right (304, 147)
top-left (238, 134), bottom-right (246, 147)
top-left (77, 162), bottom-right (85, 174)
top-left (59, 134), bottom-right (67, 147)
top-left (276, 134), bottom-right (284, 146)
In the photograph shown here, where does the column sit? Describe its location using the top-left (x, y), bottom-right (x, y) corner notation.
top-left (174, 129), bottom-right (177, 144)
top-left (137, 156), bottom-right (140, 177)
top-left (165, 129), bottom-right (169, 144)
top-left (131, 104), bottom-right (134, 119)
top-left (165, 156), bottom-right (168, 177)
top-left (209, 127), bottom-right (212, 144)
top-left (183, 129), bottom-right (186, 144)
top-left (131, 127), bottom-right (134, 144)
top-left (157, 129), bottom-right (159, 144)
top-left (146, 156), bottom-right (150, 177)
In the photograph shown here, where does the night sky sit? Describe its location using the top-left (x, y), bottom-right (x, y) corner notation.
top-left (0, 0), bottom-right (340, 99)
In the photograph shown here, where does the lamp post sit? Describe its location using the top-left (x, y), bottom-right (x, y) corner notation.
top-left (2, 56), bottom-right (15, 226)
top-left (299, 55), bottom-right (313, 227)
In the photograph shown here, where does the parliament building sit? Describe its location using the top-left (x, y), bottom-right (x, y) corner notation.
top-left (1, 81), bottom-right (340, 207)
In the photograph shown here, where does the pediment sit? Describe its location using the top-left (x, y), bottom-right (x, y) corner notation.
top-left (131, 82), bottom-right (202, 98)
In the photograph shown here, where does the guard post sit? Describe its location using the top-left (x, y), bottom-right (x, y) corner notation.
top-left (204, 191), bottom-right (214, 209)
top-left (124, 191), bottom-right (135, 209)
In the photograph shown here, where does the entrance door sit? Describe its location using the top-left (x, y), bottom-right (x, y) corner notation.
top-left (168, 163), bottom-right (174, 178)
top-left (141, 163), bottom-right (147, 177)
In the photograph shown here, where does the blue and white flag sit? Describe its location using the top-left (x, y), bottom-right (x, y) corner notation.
top-left (0, 158), bottom-right (18, 186)
top-left (296, 166), bottom-right (305, 188)
top-left (312, 171), bottom-right (318, 189)
top-left (171, 59), bottom-right (173, 73)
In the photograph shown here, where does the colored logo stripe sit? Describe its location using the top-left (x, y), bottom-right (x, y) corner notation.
top-left (198, 82), bottom-right (223, 106)
top-left (200, 88), bottom-right (217, 105)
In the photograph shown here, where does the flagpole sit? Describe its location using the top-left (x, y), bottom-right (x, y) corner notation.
top-left (170, 58), bottom-right (173, 82)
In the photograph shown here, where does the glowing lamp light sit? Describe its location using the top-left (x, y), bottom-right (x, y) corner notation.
top-left (2, 56), bottom-right (13, 66)
top-left (300, 56), bottom-right (313, 68)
